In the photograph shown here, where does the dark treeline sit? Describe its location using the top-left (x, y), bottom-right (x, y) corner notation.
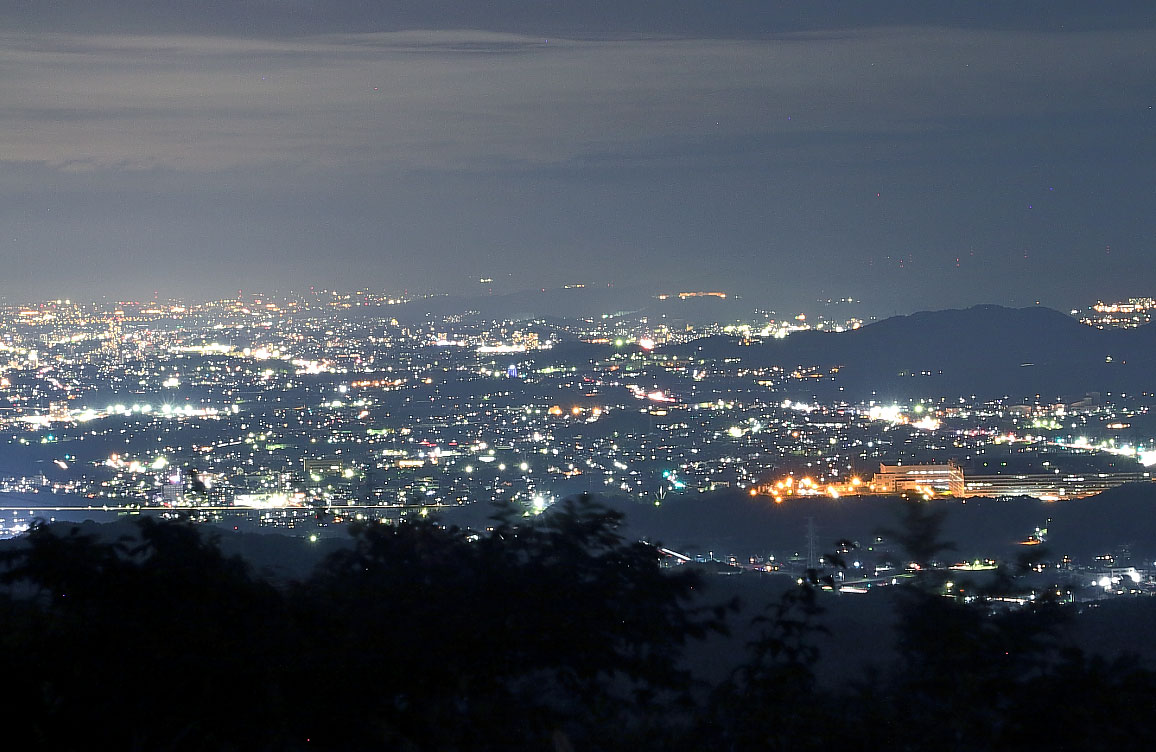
top-left (1, 497), bottom-right (1153, 751)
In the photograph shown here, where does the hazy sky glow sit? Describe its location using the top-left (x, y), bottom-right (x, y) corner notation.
top-left (1, 2), bottom-right (1153, 312)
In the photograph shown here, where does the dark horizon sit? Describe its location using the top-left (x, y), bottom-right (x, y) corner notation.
top-left (0, 289), bottom-right (1138, 328)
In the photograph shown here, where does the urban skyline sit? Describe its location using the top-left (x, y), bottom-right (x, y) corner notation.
top-left (0, 288), bottom-right (1151, 525)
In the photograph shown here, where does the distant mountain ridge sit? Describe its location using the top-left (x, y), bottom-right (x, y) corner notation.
top-left (388, 286), bottom-right (756, 324)
top-left (663, 305), bottom-right (1156, 401)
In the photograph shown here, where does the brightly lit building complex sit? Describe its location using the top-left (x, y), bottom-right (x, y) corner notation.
top-left (872, 463), bottom-right (1149, 501)
top-left (753, 463), bottom-right (1150, 502)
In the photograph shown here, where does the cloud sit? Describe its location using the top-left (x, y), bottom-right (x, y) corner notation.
top-left (0, 27), bottom-right (1151, 173)
top-left (0, 17), bottom-right (1152, 308)
top-left (2, 1), bottom-right (1151, 37)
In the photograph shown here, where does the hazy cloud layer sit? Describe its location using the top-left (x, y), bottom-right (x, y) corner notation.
top-left (2, 0), bottom-right (1151, 37)
top-left (2, 28), bottom-right (1151, 172)
top-left (0, 3), bottom-right (1153, 311)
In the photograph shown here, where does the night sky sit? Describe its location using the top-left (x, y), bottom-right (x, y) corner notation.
top-left (1, 2), bottom-right (1153, 314)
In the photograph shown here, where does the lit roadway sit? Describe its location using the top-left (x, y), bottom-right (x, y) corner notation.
top-left (0, 504), bottom-right (450, 513)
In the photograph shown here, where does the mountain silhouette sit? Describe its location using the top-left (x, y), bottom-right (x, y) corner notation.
top-left (664, 305), bottom-right (1156, 401)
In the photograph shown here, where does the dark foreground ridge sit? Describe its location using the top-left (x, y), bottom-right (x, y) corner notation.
top-left (1, 496), bottom-right (1153, 751)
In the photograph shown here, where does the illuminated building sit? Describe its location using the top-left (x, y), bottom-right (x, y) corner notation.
top-left (162, 481), bottom-right (184, 506)
top-left (656, 291), bottom-right (728, 300)
top-left (963, 471), bottom-right (1150, 500)
top-left (870, 462), bottom-right (1149, 500)
top-left (1080, 297), bottom-right (1155, 328)
top-left (303, 457), bottom-right (353, 477)
top-left (871, 463), bottom-right (964, 497)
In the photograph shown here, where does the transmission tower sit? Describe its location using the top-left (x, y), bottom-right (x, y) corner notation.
top-left (806, 517), bottom-right (818, 570)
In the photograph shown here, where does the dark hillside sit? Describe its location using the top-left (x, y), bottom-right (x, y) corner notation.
top-left (662, 305), bottom-right (1156, 400)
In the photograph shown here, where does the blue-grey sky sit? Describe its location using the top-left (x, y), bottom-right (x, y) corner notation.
top-left (1, 2), bottom-right (1153, 314)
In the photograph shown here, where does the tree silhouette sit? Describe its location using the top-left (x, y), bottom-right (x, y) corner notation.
top-left (289, 493), bottom-right (726, 750)
top-left (875, 499), bottom-right (955, 570)
top-left (0, 519), bottom-right (294, 750)
top-left (1, 498), bottom-right (1154, 751)
top-left (867, 500), bottom-right (1114, 750)
top-left (703, 538), bottom-right (858, 751)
